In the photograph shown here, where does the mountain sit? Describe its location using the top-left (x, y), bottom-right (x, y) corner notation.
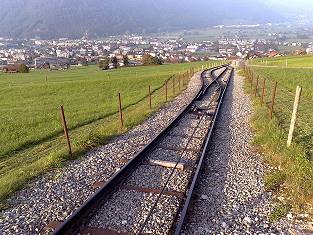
top-left (0, 0), bottom-right (284, 39)
top-left (264, 0), bottom-right (313, 16)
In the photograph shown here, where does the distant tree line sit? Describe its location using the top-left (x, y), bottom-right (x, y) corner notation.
top-left (99, 53), bottom-right (163, 70)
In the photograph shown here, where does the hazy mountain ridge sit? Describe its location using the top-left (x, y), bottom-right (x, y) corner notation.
top-left (264, 0), bottom-right (313, 16)
top-left (0, 0), bottom-right (284, 39)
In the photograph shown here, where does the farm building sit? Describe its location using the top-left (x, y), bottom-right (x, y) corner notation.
top-left (35, 57), bottom-right (70, 70)
top-left (268, 51), bottom-right (282, 58)
top-left (2, 63), bottom-right (29, 73)
top-left (3, 64), bottom-right (18, 73)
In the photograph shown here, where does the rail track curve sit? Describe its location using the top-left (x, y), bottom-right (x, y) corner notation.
top-left (48, 65), bottom-right (234, 235)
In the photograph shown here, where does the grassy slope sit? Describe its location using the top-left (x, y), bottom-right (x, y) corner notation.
top-left (0, 61), bottom-right (220, 204)
top-left (251, 55), bottom-right (313, 67)
top-left (243, 66), bottom-right (313, 216)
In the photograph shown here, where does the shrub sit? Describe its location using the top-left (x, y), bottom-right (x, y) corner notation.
top-left (17, 64), bottom-right (29, 73)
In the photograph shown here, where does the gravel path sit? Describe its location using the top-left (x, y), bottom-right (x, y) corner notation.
top-left (183, 70), bottom-right (294, 234)
top-left (0, 71), bottom-right (203, 235)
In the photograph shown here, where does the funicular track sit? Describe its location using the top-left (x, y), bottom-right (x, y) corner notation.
top-left (48, 65), bottom-right (234, 235)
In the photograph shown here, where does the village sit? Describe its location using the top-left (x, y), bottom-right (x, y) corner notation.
top-left (0, 32), bottom-right (313, 72)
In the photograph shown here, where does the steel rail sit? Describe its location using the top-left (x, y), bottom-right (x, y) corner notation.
top-left (135, 67), bottom-right (230, 234)
top-left (174, 66), bottom-right (234, 235)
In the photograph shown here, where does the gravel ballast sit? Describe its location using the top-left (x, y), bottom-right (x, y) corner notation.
top-left (85, 68), bottom-right (227, 234)
top-left (183, 70), bottom-right (294, 234)
top-left (0, 71), bottom-right (203, 235)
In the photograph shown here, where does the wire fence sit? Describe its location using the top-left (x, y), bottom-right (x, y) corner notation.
top-left (243, 65), bottom-right (313, 154)
top-left (59, 62), bottom-right (227, 155)
top-left (58, 67), bottom-right (200, 155)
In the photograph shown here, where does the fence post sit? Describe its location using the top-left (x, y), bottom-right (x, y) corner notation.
top-left (261, 78), bottom-right (266, 106)
top-left (254, 77), bottom-right (259, 97)
top-left (178, 75), bottom-right (181, 91)
top-left (287, 86), bottom-right (302, 147)
top-left (165, 81), bottom-right (168, 102)
top-left (181, 74), bottom-right (184, 86)
top-left (148, 85), bottom-right (152, 110)
top-left (269, 81), bottom-right (278, 119)
top-left (118, 93), bottom-right (124, 128)
top-left (251, 76), bottom-right (254, 91)
top-left (60, 105), bottom-right (72, 156)
top-left (173, 76), bottom-right (175, 94)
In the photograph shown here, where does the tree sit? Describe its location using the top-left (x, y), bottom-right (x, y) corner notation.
top-left (17, 63), bottom-right (29, 73)
top-left (99, 57), bottom-right (109, 70)
top-left (142, 54), bottom-right (163, 66)
top-left (152, 56), bottom-right (163, 65)
top-left (142, 54), bottom-right (154, 65)
top-left (123, 55), bottom-right (129, 66)
top-left (110, 56), bottom-right (118, 68)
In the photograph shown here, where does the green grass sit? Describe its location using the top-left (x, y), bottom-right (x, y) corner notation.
top-left (269, 202), bottom-right (291, 222)
top-left (250, 55), bottom-right (313, 68)
top-left (243, 65), bottom-right (313, 213)
top-left (265, 171), bottom-right (286, 193)
top-left (0, 61), bottom-right (223, 204)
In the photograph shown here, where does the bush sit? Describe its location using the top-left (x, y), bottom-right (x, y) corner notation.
top-left (99, 57), bottom-right (109, 70)
top-left (17, 64), bottom-right (29, 73)
top-left (142, 54), bottom-right (163, 65)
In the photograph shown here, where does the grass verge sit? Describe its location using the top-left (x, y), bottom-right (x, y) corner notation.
top-left (241, 67), bottom-right (313, 219)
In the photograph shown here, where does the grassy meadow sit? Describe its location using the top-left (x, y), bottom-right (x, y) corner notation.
top-left (250, 55), bottom-right (313, 68)
top-left (243, 64), bottom-right (313, 216)
top-left (0, 61), bottom-right (221, 204)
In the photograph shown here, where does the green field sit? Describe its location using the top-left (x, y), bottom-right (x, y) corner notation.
top-left (243, 64), bottom-right (313, 213)
top-left (151, 24), bottom-right (302, 43)
top-left (250, 55), bottom-right (313, 68)
top-left (0, 61), bottom-right (222, 204)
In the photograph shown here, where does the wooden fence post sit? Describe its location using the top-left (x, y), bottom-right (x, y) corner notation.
top-left (60, 105), bottom-right (72, 156)
top-left (261, 78), bottom-right (266, 105)
top-left (148, 85), bottom-right (152, 110)
top-left (251, 76), bottom-right (254, 91)
top-left (178, 75), bottom-right (181, 91)
top-left (165, 81), bottom-right (168, 102)
top-left (254, 77), bottom-right (259, 97)
top-left (118, 93), bottom-right (124, 128)
top-left (179, 74), bottom-right (186, 87)
top-left (287, 86), bottom-right (302, 147)
top-left (269, 81), bottom-right (278, 119)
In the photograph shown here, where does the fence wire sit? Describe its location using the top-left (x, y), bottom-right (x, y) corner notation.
top-left (243, 66), bottom-right (313, 156)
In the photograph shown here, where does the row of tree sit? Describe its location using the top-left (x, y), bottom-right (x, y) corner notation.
top-left (99, 55), bottom-right (129, 70)
top-left (99, 54), bottom-right (164, 70)
top-left (142, 54), bottom-right (163, 65)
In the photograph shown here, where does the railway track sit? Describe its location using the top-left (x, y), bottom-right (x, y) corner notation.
top-left (46, 65), bottom-right (234, 235)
